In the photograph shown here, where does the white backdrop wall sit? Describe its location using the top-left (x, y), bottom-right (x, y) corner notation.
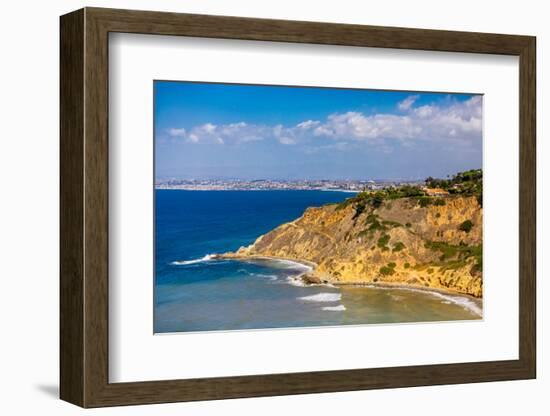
top-left (0, 1), bottom-right (546, 415)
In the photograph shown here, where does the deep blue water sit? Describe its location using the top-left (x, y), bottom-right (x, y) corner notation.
top-left (154, 190), bottom-right (481, 333)
top-left (154, 190), bottom-right (352, 284)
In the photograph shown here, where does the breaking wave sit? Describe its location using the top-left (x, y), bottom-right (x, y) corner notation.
top-left (170, 254), bottom-right (216, 266)
top-left (299, 293), bottom-right (342, 303)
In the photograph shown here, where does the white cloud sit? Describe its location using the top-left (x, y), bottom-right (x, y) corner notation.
top-left (398, 95), bottom-right (419, 111)
top-left (176, 122), bottom-right (265, 145)
top-left (202, 123), bottom-right (217, 133)
top-left (414, 105), bottom-right (435, 118)
top-left (167, 127), bottom-right (186, 138)
top-left (186, 123), bottom-right (221, 144)
top-left (315, 111), bottom-right (419, 141)
top-left (312, 95), bottom-right (482, 143)
top-left (296, 120), bottom-right (320, 129)
top-left (164, 95), bottom-right (482, 148)
top-left (169, 119), bottom-right (320, 146)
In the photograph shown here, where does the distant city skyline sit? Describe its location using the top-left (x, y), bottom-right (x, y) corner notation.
top-left (155, 81), bottom-right (482, 181)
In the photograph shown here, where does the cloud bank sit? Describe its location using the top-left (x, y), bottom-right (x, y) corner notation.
top-left (165, 95), bottom-right (482, 149)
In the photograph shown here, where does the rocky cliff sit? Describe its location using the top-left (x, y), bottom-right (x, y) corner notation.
top-left (224, 195), bottom-right (483, 297)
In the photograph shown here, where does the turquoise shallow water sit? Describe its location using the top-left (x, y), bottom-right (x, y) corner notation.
top-left (154, 190), bottom-right (481, 333)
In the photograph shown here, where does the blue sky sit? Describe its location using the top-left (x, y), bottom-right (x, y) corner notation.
top-left (154, 81), bottom-right (482, 180)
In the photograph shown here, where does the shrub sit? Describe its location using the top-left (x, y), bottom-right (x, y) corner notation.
top-left (401, 185), bottom-right (425, 197)
top-left (367, 220), bottom-right (385, 232)
top-left (387, 262), bottom-right (396, 268)
top-left (352, 201), bottom-right (366, 220)
top-left (405, 222), bottom-right (412, 228)
top-left (377, 234), bottom-right (390, 248)
top-left (404, 262), bottom-right (411, 269)
top-left (425, 240), bottom-right (482, 271)
top-left (433, 199), bottom-right (446, 206)
top-left (459, 220), bottom-right (474, 233)
top-left (379, 266), bottom-right (395, 276)
top-left (418, 197), bottom-right (432, 207)
top-left (435, 213), bottom-right (441, 218)
top-left (370, 194), bottom-right (384, 208)
top-left (392, 242), bottom-right (405, 252)
top-left (425, 241), bottom-right (458, 260)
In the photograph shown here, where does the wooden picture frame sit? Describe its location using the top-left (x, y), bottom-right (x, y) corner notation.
top-left (60, 7), bottom-right (536, 408)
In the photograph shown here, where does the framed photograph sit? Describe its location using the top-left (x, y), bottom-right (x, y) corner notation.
top-left (60, 7), bottom-right (536, 407)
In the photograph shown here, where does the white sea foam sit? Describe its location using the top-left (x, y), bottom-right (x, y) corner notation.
top-left (170, 254), bottom-right (215, 266)
top-left (299, 293), bottom-right (342, 303)
top-left (267, 258), bottom-right (313, 272)
top-left (252, 273), bottom-right (278, 281)
top-left (240, 257), bottom-right (318, 285)
top-left (429, 292), bottom-right (483, 316)
top-left (285, 276), bottom-right (307, 287)
top-left (322, 304), bottom-right (347, 311)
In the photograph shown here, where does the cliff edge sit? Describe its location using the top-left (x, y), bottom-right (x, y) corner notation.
top-left (224, 195), bottom-right (483, 297)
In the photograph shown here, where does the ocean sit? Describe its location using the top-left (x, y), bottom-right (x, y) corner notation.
top-left (154, 190), bottom-right (481, 333)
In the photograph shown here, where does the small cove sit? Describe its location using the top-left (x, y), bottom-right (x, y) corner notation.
top-left (154, 190), bottom-right (481, 333)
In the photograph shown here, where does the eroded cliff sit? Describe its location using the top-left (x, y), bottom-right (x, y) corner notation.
top-left (224, 195), bottom-right (483, 297)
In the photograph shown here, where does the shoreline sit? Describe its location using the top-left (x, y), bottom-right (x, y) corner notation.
top-left (217, 254), bottom-right (319, 270)
top-left (218, 253), bottom-right (483, 303)
top-left (336, 280), bottom-right (482, 302)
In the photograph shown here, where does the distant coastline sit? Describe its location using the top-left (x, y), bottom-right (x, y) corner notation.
top-left (156, 187), bottom-right (360, 193)
top-left (155, 178), bottom-right (423, 192)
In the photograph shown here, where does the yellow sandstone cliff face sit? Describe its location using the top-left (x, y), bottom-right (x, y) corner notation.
top-left (225, 196), bottom-right (483, 298)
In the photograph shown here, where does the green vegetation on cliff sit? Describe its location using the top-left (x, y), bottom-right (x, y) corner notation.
top-left (426, 169), bottom-right (482, 193)
top-left (337, 169), bottom-right (483, 215)
top-left (459, 220), bottom-right (474, 233)
top-left (424, 240), bottom-right (482, 274)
